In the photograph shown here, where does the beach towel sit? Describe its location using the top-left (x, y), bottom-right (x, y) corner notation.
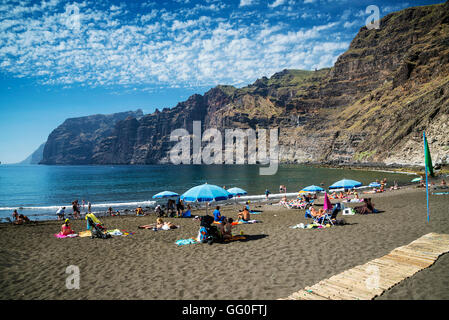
top-left (176, 238), bottom-right (198, 246)
top-left (139, 224), bottom-right (179, 231)
top-left (54, 233), bottom-right (78, 238)
top-left (433, 192), bottom-right (449, 195)
top-left (78, 230), bottom-right (92, 237)
top-left (106, 229), bottom-right (123, 236)
top-left (232, 219), bottom-right (261, 225)
top-left (182, 210), bottom-right (192, 218)
top-left (249, 210), bottom-right (262, 215)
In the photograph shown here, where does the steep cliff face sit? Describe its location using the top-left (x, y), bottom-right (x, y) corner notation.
top-left (40, 110), bottom-right (143, 165)
top-left (40, 2), bottom-right (449, 167)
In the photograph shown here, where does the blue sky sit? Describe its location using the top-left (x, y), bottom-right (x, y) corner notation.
top-left (0, 0), bottom-right (444, 163)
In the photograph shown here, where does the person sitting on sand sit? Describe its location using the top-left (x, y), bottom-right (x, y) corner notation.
top-left (14, 213), bottom-right (31, 225)
top-left (442, 179), bottom-right (447, 186)
top-left (213, 206), bottom-right (225, 223)
top-left (59, 219), bottom-right (75, 236)
top-left (238, 206), bottom-right (251, 222)
top-left (223, 218), bottom-right (233, 240)
top-left (136, 206), bottom-right (144, 216)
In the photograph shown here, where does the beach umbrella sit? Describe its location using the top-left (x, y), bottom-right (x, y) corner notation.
top-left (323, 192), bottom-right (333, 211)
top-left (369, 182), bottom-right (381, 188)
top-left (227, 187), bottom-right (248, 207)
top-left (181, 183), bottom-right (232, 215)
top-left (302, 185), bottom-right (325, 193)
top-left (152, 191), bottom-right (179, 199)
top-left (411, 177), bottom-right (422, 183)
top-left (227, 187), bottom-right (248, 197)
top-left (329, 179), bottom-right (362, 190)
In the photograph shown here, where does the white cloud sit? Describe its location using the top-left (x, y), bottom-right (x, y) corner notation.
top-left (0, 0), bottom-right (349, 89)
top-left (239, 0), bottom-right (255, 7)
top-left (268, 0), bottom-right (285, 8)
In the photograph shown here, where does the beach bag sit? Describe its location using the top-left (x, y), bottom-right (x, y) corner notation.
top-left (305, 209), bottom-right (312, 218)
top-left (197, 226), bottom-right (209, 243)
top-left (342, 208), bottom-right (355, 216)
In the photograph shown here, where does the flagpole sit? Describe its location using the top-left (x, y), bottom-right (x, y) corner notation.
top-left (423, 131), bottom-right (430, 223)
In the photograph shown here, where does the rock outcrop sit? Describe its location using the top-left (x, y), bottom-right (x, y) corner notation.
top-left (40, 2), bottom-right (449, 167)
top-left (40, 110), bottom-right (143, 165)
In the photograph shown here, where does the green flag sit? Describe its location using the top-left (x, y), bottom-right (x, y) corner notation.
top-left (424, 133), bottom-right (434, 177)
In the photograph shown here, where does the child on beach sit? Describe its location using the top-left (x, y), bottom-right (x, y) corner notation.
top-left (136, 206), bottom-right (144, 216)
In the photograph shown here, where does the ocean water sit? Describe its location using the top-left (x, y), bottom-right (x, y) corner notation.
top-left (0, 164), bottom-right (416, 221)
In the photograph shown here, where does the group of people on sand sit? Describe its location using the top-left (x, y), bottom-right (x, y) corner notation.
top-left (11, 210), bottom-right (31, 225)
top-left (56, 199), bottom-right (92, 220)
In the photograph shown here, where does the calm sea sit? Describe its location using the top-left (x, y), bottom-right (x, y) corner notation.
top-left (0, 164), bottom-right (416, 221)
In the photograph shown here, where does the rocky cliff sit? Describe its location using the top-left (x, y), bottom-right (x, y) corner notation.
top-left (40, 2), bottom-right (449, 167)
top-left (40, 110), bottom-right (143, 165)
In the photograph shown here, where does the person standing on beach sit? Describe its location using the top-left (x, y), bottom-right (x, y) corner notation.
top-left (87, 202), bottom-right (91, 213)
top-left (265, 189), bottom-right (271, 200)
top-left (56, 207), bottom-right (66, 220)
top-left (108, 207), bottom-right (113, 216)
top-left (72, 201), bottom-right (80, 219)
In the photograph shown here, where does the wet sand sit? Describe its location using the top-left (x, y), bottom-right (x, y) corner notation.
top-left (1, 187), bottom-right (448, 300)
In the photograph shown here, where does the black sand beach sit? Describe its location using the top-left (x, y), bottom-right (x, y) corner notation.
top-left (1, 187), bottom-right (448, 300)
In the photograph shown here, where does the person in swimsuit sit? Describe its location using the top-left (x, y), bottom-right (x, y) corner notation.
top-left (223, 218), bottom-right (233, 240)
top-left (238, 206), bottom-right (251, 222)
top-left (59, 219), bottom-right (75, 236)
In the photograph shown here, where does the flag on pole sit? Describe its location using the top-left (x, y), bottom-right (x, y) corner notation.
top-left (423, 131), bottom-right (431, 223)
top-left (424, 133), bottom-right (434, 177)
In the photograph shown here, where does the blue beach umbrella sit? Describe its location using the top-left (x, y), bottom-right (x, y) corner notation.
top-left (329, 179), bottom-right (362, 190)
top-left (369, 182), bottom-right (381, 188)
top-left (302, 185), bottom-right (325, 193)
top-left (181, 183), bottom-right (232, 203)
top-left (227, 187), bottom-right (248, 197)
top-left (227, 187), bottom-right (248, 207)
top-left (152, 191), bottom-right (179, 199)
top-left (181, 183), bottom-right (232, 215)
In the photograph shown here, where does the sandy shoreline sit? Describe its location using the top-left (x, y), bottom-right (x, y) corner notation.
top-left (1, 186), bottom-right (448, 300)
